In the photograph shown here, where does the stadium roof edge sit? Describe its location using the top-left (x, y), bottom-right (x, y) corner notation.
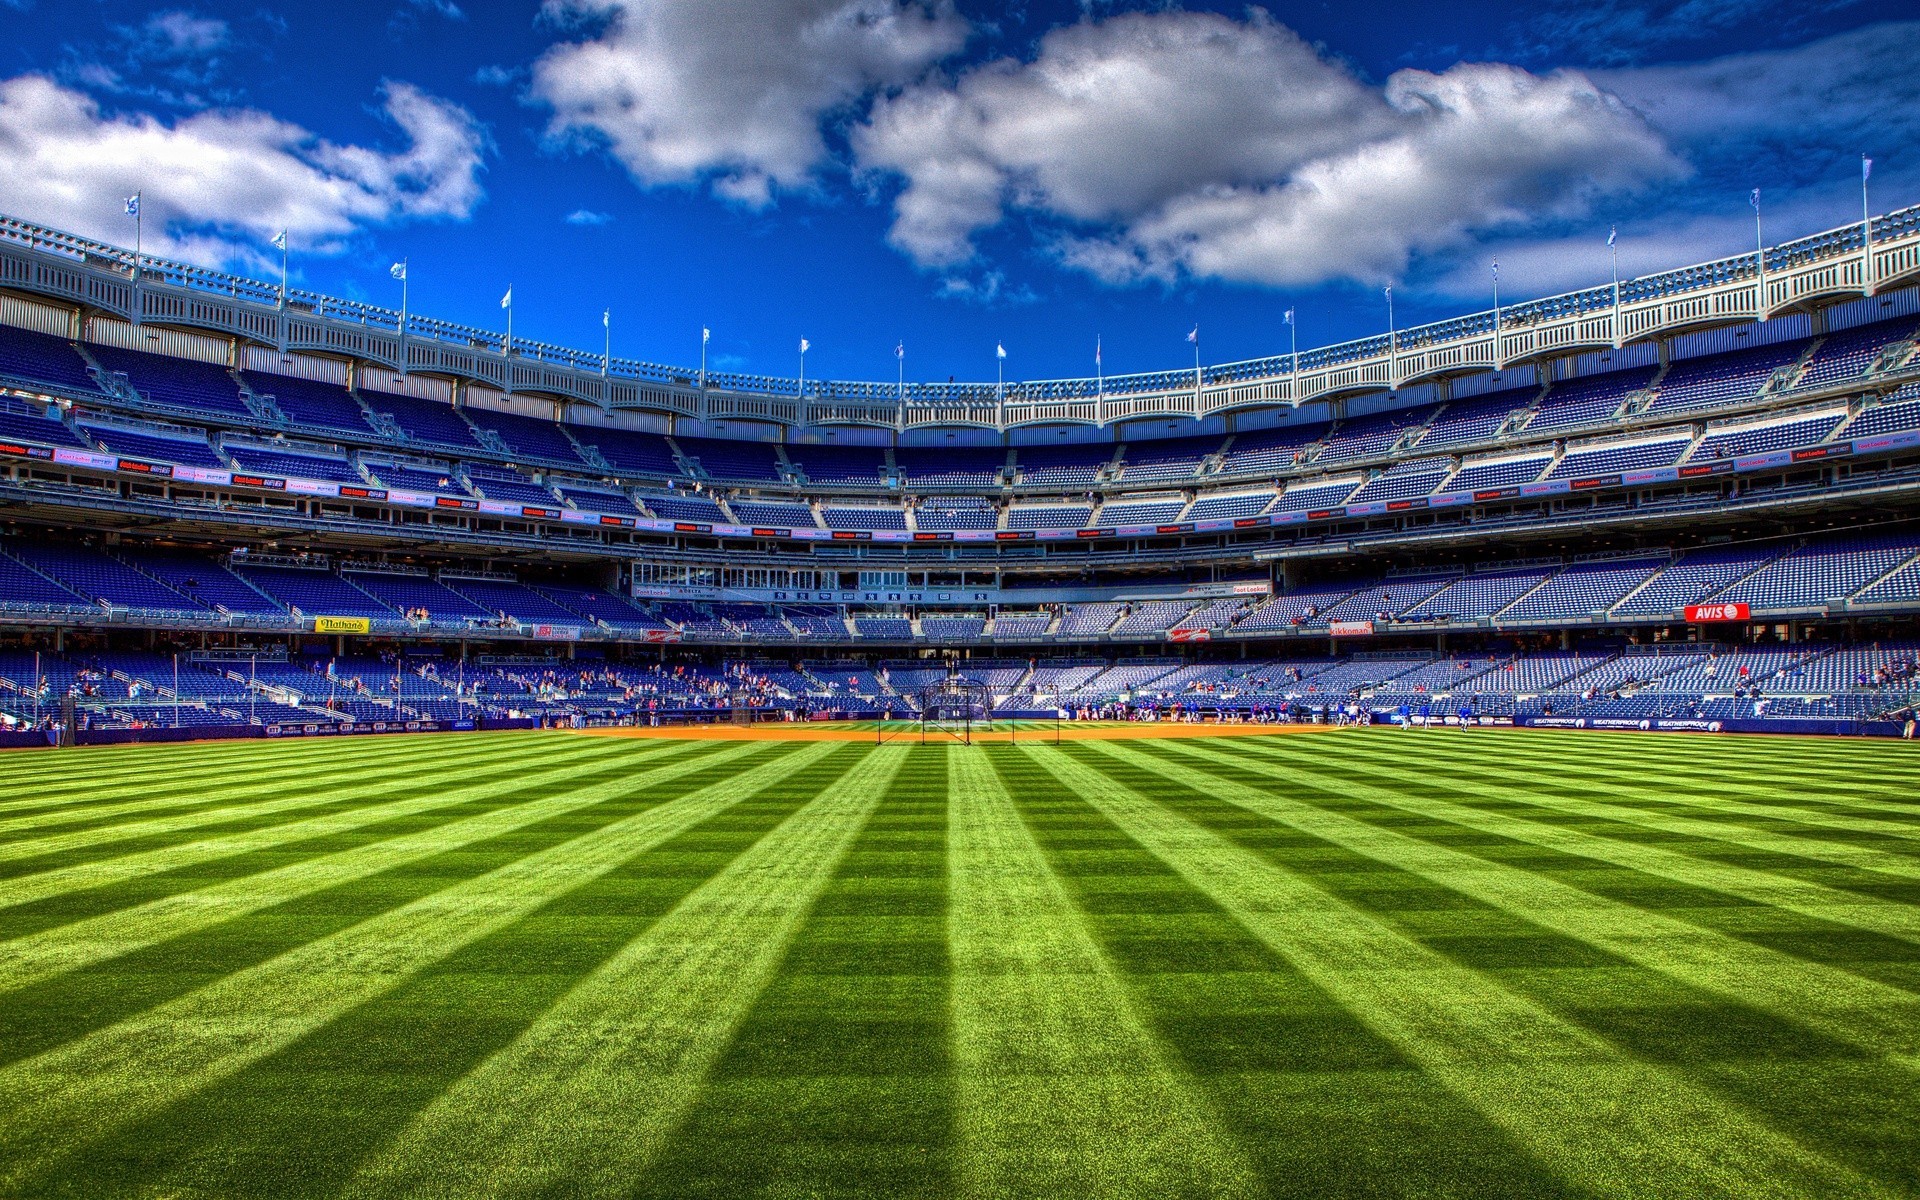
top-left (0, 205), bottom-right (1916, 436)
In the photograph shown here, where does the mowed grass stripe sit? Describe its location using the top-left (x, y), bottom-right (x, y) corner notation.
top-left (1114, 738), bottom-right (1920, 1059)
top-left (946, 745), bottom-right (1258, 1200)
top-left (41, 745), bottom-right (877, 1200)
top-left (1212, 735), bottom-right (1920, 945)
top-left (0, 738), bottom-right (706, 915)
top-left (986, 746), bottom-right (1581, 1200)
top-left (1019, 743), bottom-right (1887, 1200)
top-left (0, 733), bottom-right (520, 823)
top-left (0, 740), bottom-right (842, 1192)
top-left (1382, 733), bottom-right (1920, 856)
top-left (1123, 737), bottom-right (1920, 1193)
top-left (0, 740), bottom-right (734, 998)
top-left (351, 745), bottom-right (907, 1200)
top-left (0, 736), bottom-right (523, 866)
top-left (623, 746), bottom-right (954, 1200)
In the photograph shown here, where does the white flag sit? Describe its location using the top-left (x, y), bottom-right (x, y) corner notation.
top-left (996, 342), bottom-right (1006, 360)
top-left (500, 287), bottom-right (512, 309)
top-left (1490, 260), bottom-right (1498, 281)
top-left (1607, 225), bottom-right (1617, 247)
top-left (1383, 285), bottom-right (1392, 303)
top-left (799, 338), bottom-right (810, 354)
top-left (895, 341), bottom-right (904, 359)
top-left (124, 193), bottom-right (140, 217)
top-left (1750, 188), bottom-right (1760, 212)
top-left (1863, 155), bottom-right (1873, 182)
top-left (1095, 336), bottom-right (1101, 366)
top-left (602, 308), bottom-right (610, 328)
top-left (1186, 326), bottom-right (1198, 344)
top-left (702, 326), bottom-right (711, 343)
top-left (1284, 308), bottom-right (1294, 325)
top-left (390, 261), bottom-right (407, 281)
top-left (272, 230), bottom-right (287, 250)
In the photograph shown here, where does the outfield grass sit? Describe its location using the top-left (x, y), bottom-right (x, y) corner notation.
top-left (1, 727), bottom-right (1918, 1198)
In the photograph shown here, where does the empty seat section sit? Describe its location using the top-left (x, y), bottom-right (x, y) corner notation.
top-left (443, 579), bottom-right (582, 624)
top-left (235, 566), bottom-right (394, 618)
top-left (241, 372), bottom-right (373, 434)
top-left (464, 467), bottom-right (557, 505)
top-left (1444, 455), bottom-right (1550, 492)
top-left (557, 485), bottom-right (640, 515)
top-left (81, 423), bottom-right (224, 466)
top-left (1611, 546), bottom-right (1777, 616)
top-left (641, 493), bottom-right (727, 522)
top-left (1098, 498), bottom-right (1186, 524)
top-left (1499, 559), bottom-right (1666, 622)
top-left (572, 425), bottom-right (681, 476)
top-left (1402, 570), bottom-right (1551, 620)
top-left (730, 500), bottom-right (817, 527)
top-left (1798, 318), bottom-right (1913, 389)
top-left (893, 445), bottom-right (1004, 487)
top-left (345, 573), bottom-right (493, 620)
top-left (88, 345), bottom-right (252, 417)
top-left (119, 549), bottom-right (285, 615)
top-left (225, 445), bottom-right (363, 483)
top-left (1526, 366), bottom-right (1654, 432)
top-left (10, 543), bottom-right (205, 612)
top-left (1186, 492), bottom-right (1273, 520)
top-left (1116, 434), bottom-right (1222, 482)
top-left (1712, 537), bottom-right (1920, 610)
top-left (1273, 477), bottom-right (1361, 511)
top-left (465, 407), bottom-right (589, 464)
top-left (678, 436), bottom-right (783, 482)
top-left (1344, 458), bottom-right (1451, 504)
top-left (358, 388), bottom-right (481, 449)
top-left (1687, 411), bottom-right (1845, 460)
top-left (784, 443), bottom-right (886, 485)
top-left (1649, 339), bottom-right (1805, 413)
top-left (1546, 435), bottom-right (1688, 478)
top-left (0, 325), bottom-right (102, 395)
top-left (0, 547), bottom-right (91, 607)
top-left (1415, 388), bottom-right (1534, 450)
top-left (1218, 422), bottom-right (1328, 474)
top-left (0, 400), bottom-right (89, 448)
top-left (915, 497), bottom-right (997, 530)
top-left (1006, 504), bottom-right (1090, 530)
top-left (1015, 443), bottom-right (1108, 486)
top-left (1313, 405), bottom-right (1438, 465)
top-left (821, 506), bottom-right (908, 530)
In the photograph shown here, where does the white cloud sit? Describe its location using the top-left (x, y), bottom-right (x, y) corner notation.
top-left (564, 208), bottom-right (612, 225)
top-left (855, 8), bottom-right (1681, 286)
top-left (0, 75), bottom-right (487, 266)
top-left (530, 0), bottom-right (968, 206)
top-left (135, 11), bottom-right (231, 58)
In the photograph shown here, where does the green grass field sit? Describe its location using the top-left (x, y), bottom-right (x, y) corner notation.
top-left (2, 728), bottom-right (1919, 1199)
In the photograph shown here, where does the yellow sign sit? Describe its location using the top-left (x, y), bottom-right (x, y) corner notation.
top-left (314, 616), bottom-right (372, 635)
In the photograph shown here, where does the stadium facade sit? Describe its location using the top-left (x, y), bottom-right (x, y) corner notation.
top-left (2, 206), bottom-right (1919, 738)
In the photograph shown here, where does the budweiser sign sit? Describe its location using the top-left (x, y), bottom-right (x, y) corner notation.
top-left (1684, 603), bottom-right (1750, 622)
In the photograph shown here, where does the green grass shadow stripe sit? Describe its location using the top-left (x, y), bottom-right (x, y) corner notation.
top-left (345, 744), bottom-right (908, 1200)
top-left (0, 739), bottom-right (839, 1194)
top-left (945, 744), bottom-right (1260, 1200)
top-left (1010, 742), bottom-right (1888, 1200)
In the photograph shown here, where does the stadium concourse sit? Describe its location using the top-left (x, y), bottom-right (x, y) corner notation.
top-left (1, 206), bottom-right (1919, 744)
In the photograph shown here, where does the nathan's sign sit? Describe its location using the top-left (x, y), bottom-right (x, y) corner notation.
top-left (1684, 603), bottom-right (1750, 622)
top-left (314, 615), bottom-right (373, 634)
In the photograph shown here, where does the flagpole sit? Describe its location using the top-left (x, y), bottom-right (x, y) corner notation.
top-left (1193, 327), bottom-right (1201, 403)
top-left (798, 340), bottom-right (807, 399)
top-left (1096, 337), bottom-right (1103, 401)
top-left (700, 328), bottom-right (709, 390)
top-left (1491, 261), bottom-right (1502, 368)
top-left (1385, 287), bottom-right (1396, 354)
top-left (1862, 155), bottom-right (1875, 293)
top-left (603, 309), bottom-right (610, 377)
top-left (1609, 227), bottom-right (1622, 342)
top-left (279, 235), bottom-right (289, 309)
top-left (1752, 189), bottom-right (1767, 313)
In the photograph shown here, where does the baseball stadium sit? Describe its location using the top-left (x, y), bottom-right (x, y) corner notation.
top-left (2, 2), bottom-right (1918, 1195)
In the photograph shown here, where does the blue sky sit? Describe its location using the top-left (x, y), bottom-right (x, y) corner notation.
top-left (0, 0), bottom-right (1914, 388)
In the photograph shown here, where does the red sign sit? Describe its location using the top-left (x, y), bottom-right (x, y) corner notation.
top-left (1684, 603), bottom-right (1750, 622)
top-left (1328, 620), bottom-right (1376, 637)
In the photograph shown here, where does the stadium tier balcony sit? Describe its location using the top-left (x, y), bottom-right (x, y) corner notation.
top-left (463, 407), bottom-right (588, 465)
top-left (1344, 457), bottom-right (1452, 504)
top-left (532, 585), bottom-right (663, 630)
top-left (782, 607), bottom-right (848, 639)
top-left (639, 493), bottom-right (727, 522)
top-left (1057, 602), bottom-right (1125, 636)
top-left (1216, 422), bottom-right (1329, 475)
top-left (225, 444), bottom-right (365, 484)
top-left (464, 467), bottom-right (559, 506)
top-left (1545, 434), bottom-right (1690, 479)
top-left (1646, 339), bottom-right (1807, 414)
top-left (0, 325), bottom-right (102, 396)
top-left (914, 497), bottom-right (998, 530)
top-left (988, 613), bottom-right (1052, 638)
top-left (1797, 317), bottom-right (1916, 389)
top-left (1015, 443), bottom-right (1111, 487)
top-left (234, 565), bottom-right (396, 621)
top-left (1610, 544), bottom-right (1778, 617)
top-left (1497, 558), bottom-right (1667, 622)
top-left (0, 549), bottom-right (90, 609)
top-left (1313, 405), bottom-right (1440, 466)
top-left (357, 387), bottom-right (484, 451)
top-left (1687, 410), bottom-right (1846, 460)
top-left (0, 398), bottom-right (89, 448)
top-left (893, 445), bottom-right (1005, 488)
top-left (118, 548), bottom-right (285, 616)
top-left (1006, 504), bottom-right (1091, 530)
top-left (1098, 497), bottom-right (1187, 524)
top-left (1233, 582), bottom-right (1365, 630)
top-left (852, 616), bottom-right (913, 639)
top-left (730, 499), bottom-right (818, 528)
top-left (444, 579), bottom-right (583, 626)
top-left (1115, 434), bottom-right (1223, 483)
top-left (1108, 601), bottom-right (1194, 638)
top-left (569, 424), bottom-right (681, 477)
top-left (8, 543), bottom-right (207, 614)
top-left (1710, 536), bottom-right (1920, 611)
top-left (1444, 453), bottom-right (1551, 492)
top-left (87, 345), bottom-right (253, 419)
top-left (1413, 387), bottom-right (1536, 451)
top-left (1071, 661), bottom-right (1183, 698)
top-left (1855, 559), bottom-right (1920, 605)
top-left (1402, 568), bottom-right (1552, 622)
top-left (783, 443), bottom-right (887, 485)
top-left (1185, 492), bottom-right (1273, 521)
top-left (80, 421), bottom-right (226, 466)
top-left (343, 572), bottom-right (495, 623)
top-left (677, 436), bottom-right (784, 483)
top-left (238, 372), bottom-right (373, 436)
top-left (1526, 366), bottom-right (1656, 433)
top-left (364, 461), bottom-right (469, 496)
top-left (556, 485), bottom-right (640, 516)
top-left (1844, 389), bottom-right (1920, 440)
top-left (1314, 576), bottom-right (1456, 624)
top-left (1022, 661), bottom-right (1106, 694)
top-left (821, 505), bottom-right (909, 531)
top-left (1272, 476), bottom-right (1362, 511)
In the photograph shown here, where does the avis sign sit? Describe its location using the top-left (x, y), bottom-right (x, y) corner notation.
top-left (1684, 603), bottom-right (1751, 622)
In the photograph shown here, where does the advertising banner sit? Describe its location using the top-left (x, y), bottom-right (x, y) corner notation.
top-left (1684, 603), bottom-right (1751, 622)
top-left (1328, 620), bottom-right (1376, 637)
top-left (313, 616), bottom-right (372, 634)
top-left (1167, 627), bottom-right (1212, 643)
